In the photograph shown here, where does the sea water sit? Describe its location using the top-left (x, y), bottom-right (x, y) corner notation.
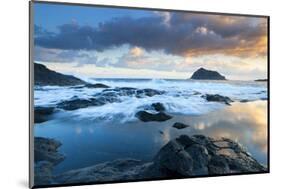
top-left (34, 79), bottom-right (268, 174)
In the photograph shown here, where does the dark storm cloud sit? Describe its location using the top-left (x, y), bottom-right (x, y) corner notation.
top-left (35, 12), bottom-right (267, 57)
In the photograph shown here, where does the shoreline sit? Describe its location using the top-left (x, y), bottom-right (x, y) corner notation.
top-left (34, 129), bottom-right (267, 185)
top-left (34, 100), bottom-right (268, 176)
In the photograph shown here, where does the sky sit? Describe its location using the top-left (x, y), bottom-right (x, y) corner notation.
top-left (33, 2), bottom-right (268, 80)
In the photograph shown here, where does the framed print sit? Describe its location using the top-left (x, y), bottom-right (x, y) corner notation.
top-left (29, 1), bottom-right (269, 188)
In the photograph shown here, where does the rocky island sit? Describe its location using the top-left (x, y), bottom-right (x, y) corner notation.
top-left (191, 68), bottom-right (226, 80)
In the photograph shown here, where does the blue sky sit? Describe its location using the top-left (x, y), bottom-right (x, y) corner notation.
top-left (34, 3), bottom-right (153, 32)
top-left (33, 2), bottom-right (267, 80)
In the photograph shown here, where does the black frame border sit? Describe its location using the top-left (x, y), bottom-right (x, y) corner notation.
top-left (29, 1), bottom-right (270, 188)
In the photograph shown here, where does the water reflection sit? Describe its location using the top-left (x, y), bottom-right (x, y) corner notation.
top-left (160, 100), bottom-right (268, 164)
top-left (34, 101), bottom-right (268, 174)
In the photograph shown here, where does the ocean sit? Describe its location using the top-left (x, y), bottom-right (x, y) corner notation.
top-left (34, 78), bottom-right (268, 174)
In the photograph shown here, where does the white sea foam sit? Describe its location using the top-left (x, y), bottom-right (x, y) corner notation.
top-left (34, 79), bottom-right (267, 122)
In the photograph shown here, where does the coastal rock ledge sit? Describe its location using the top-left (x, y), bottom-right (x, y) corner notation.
top-left (55, 135), bottom-right (266, 184)
top-left (191, 68), bottom-right (226, 80)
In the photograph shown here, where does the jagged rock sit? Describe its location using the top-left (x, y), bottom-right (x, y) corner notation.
top-left (151, 103), bottom-right (165, 112)
top-left (34, 63), bottom-right (87, 86)
top-left (72, 83), bottom-right (110, 89)
top-left (85, 83), bottom-right (110, 88)
top-left (57, 98), bottom-right (105, 111)
top-left (101, 87), bottom-right (164, 98)
top-left (191, 68), bottom-right (226, 80)
top-left (54, 135), bottom-right (266, 184)
top-left (34, 137), bottom-right (65, 165)
top-left (135, 111), bottom-right (172, 122)
top-left (34, 161), bottom-right (54, 185)
top-left (137, 89), bottom-right (164, 97)
top-left (56, 88), bottom-right (165, 111)
top-left (34, 106), bottom-right (55, 123)
top-left (149, 135), bottom-right (266, 177)
top-left (203, 94), bottom-right (233, 105)
top-left (172, 122), bottom-right (190, 129)
top-left (34, 137), bottom-right (65, 185)
top-left (55, 159), bottom-right (151, 184)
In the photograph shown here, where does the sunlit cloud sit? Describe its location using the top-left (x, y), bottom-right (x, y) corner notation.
top-left (129, 46), bottom-right (144, 57)
top-left (34, 4), bottom-right (268, 80)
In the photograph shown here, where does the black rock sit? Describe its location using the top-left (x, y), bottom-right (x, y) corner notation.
top-left (191, 68), bottom-right (226, 80)
top-left (57, 98), bottom-right (105, 111)
top-left (172, 122), bottom-right (190, 129)
top-left (71, 83), bottom-right (110, 89)
top-left (34, 63), bottom-right (87, 86)
top-left (100, 87), bottom-right (164, 98)
top-left (255, 79), bottom-right (267, 82)
top-left (193, 91), bottom-right (201, 95)
top-left (34, 161), bottom-right (54, 185)
top-left (34, 137), bottom-right (65, 185)
top-left (240, 99), bottom-right (249, 103)
top-left (137, 89), bottom-right (164, 97)
top-left (34, 106), bottom-right (55, 123)
top-left (34, 137), bottom-right (65, 165)
top-left (151, 103), bottom-right (165, 112)
top-left (55, 87), bottom-right (164, 111)
top-left (135, 111), bottom-right (172, 122)
top-left (149, 135), bottom-right (266, 177)
top-left (55, 159), bottom-right (150, 184)
top-left (84, 83), bottom-right (110, 88)
top-left (55, 135), bottom-right (266, 184)
top-left (203, 94), bottom-right (233, 105)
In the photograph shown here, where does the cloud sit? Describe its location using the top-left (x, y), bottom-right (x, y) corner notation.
top-left (34, 46), bottom-right (98, 64)
top-left (35, 12), bottom-right (267, 58)
top-left (129, 46), bottom-right (144, 57)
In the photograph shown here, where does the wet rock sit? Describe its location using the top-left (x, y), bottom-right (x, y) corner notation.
top-left (55, 159), bottom-right (151, 184)
top-left (34, 137), bottom-right (65, 165)
top-left (152, 140), bottom-right (194, 176)
top-left (54, 135), bottom-right (266, 184)
top-left (203, 94), bottom-right (233, 105)
top-left (240, 99), bottom-right (249, 103)
top-left (97, 87), bottom-right (164, 100)
top-left (135, 111), bottom-right (172, 122)
top-left (84, 83), bottom-right (110, 88)
top-left (57, 98), bottom-right (105, 110)
top-left (193, 91), bottom-right (201, 95)
top-left (172, 122), bottom-right (190, 129)
top-left (55, 87), bottom-right (164, 111)
top-left (137, 89), bottom-right (164, 97)
top-left (208, 155), bottom-right (230, 174)
top-left (149, 135), bottom-right (266, 177)
top-left (151, 103), bottom-right (165, 112)
top-left (34, 137), bottom-right (65, 185)
top-left (34, 106), bottom-right (55, 123)
top-left (71, 83), bottom-right (110, 89)
top-left (34, 161), bottom-right (54, 185)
